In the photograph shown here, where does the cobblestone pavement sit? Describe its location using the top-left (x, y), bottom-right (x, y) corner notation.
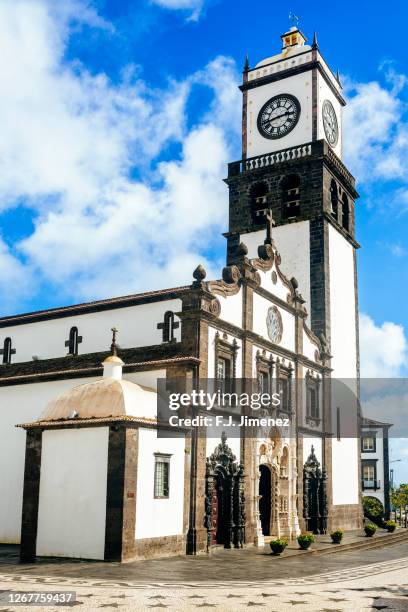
top-left (0, 543), bottom-right (407, 611)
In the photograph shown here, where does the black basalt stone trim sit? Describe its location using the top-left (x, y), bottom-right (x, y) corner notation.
top-left (383, 427), bottom-right (391, 519)
top-left (224, 146), bottom-right (358, 249)
top-left (309, 217), bottom-right (331, 342)
top-left (104, 426), bottom-right (126, 562)
top-left (240, 60), bottom-right (346, 106)
top-left (311, 55), bottom-right (318, 142)
top-left (20, 429), bottom-right (42, 563)
top-left (0, 344), bottom-right (182, 383)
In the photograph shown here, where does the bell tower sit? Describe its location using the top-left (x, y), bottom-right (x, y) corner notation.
top-left (226, 27), bottom-right (359, 381)
top-left (242, 26), bottom-right (343, 160)
top-left (225, 26), bottom-right (361, 525)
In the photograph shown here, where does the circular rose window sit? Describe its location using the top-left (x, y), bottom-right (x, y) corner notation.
top-left (266, 306), bottom-right (283, 344)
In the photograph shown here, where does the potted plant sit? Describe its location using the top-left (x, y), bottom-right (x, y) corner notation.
top-left (364, 523), bottom-right (377, 537)
top-left (330, 529), bottom-right (344, 544)
top-left (297, 533), bottom-right (315, 550)
top-left (270, 538), bottom-right (288, 555)
top-left (385, 520), bottom-right (396, 533)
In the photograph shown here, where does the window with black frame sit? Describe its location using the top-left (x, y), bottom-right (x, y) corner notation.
top-left (258, 369), bottom-right (270, 394)
top-left (216, 356), bottom-right (232, 393)
top-left (362, 434), bottom-right (376, 452)
top-left (278, 375), bottom-right (290, 413)
top-left (214, 332), bottom-right (238, 396)
top-left (154, 454), bottom-right (171, 498)
top-left (306, 376), bottom-right (320, 421)
top-left (362, 460), bottom-right (378, 489)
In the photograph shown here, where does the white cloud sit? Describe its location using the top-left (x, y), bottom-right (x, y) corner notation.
top-left (150, 0), bottom-right (206, 21)
top-left (19, 123), bottom-right (230, 298)
top-left (360, 313), bottom-right (408, 378)
top-left (343, 80), bottom-right (402, 181)
top-left (0, 1), bottom-right (191, 211)
top-left (0, 239), bottom-right (32, 312)
top-left (0, 0), bottom-right (240, 312)
top-left (389, 243), bottom-right (407, 257)
top-left (343, 68), bottom-right (408, 195)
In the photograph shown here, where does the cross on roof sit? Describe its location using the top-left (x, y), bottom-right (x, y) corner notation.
top-left (0, 338), bottom-right (16, 364)
top-left (157, 311), bottom-right (180, 343)
top-left (65, 327), bottom-right (83, 356)
top-left (111, 327), bottom-right (119, 356)
top-left (265, 208), bottom-right (276, 245)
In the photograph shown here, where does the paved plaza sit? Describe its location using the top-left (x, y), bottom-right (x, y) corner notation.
top-left (0, 540), bottom-right (408, 611)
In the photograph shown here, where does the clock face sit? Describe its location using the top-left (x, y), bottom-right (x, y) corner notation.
top-left (322, 100), bottom-right (339, 146)
top-left (266, 306), bottom-right (283, 344)
top-left (257, 94), bottom-right (301, 140)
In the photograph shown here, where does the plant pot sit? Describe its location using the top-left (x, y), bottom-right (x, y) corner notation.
top-left (386, 525), bottom-right (396, 533)
top-left (331, 535), bottom-right (342, 544)
top-left (270, 540), bottom-right (287, 556)
top-left (298, 541), bottom-right (312, 550)
top-left (364, 524), bottom-right (377, 538)
top-left (364, 528), bottom-right (376, 537)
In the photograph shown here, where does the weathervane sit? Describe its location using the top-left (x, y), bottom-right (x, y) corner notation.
top-left (288, 11), bottom-right (300, 28)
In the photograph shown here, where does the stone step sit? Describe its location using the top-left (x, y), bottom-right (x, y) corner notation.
top-left (304, 529), bottom-right (408, 557)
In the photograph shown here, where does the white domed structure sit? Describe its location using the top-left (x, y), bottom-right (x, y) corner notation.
top-left (39, 355), bottom-right (157, 422)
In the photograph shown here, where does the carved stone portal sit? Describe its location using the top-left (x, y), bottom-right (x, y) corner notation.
top-left (204, 432), bottom-right (245, 550)
top-left (303, 445), bottom-right (328, 534)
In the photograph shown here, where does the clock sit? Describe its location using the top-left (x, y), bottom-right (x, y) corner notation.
top-left (257, 94), bottom-right (301, 140)
top-left (322, 100), bottom-right (339, 146)
top-left (266, 306), bottom-right (283, 344)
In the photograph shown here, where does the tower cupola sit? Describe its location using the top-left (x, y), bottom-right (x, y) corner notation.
top-left (280, 27), bottom-right (307, 50)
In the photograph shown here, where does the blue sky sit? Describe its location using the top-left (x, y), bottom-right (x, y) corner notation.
top-left (1, 1), bottom-right (408, 480)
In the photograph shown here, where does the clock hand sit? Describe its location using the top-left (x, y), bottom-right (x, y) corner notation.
top-left (263, 110), bottom-right (291, 125)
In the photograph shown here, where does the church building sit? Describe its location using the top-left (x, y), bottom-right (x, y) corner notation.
top-left (0, 26), bottom-right (362, 562)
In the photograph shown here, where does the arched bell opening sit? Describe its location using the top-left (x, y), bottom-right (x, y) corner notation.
top-left (250, 182), bottom-right (269, 227)
top-left (281, 174), bottom-right (301, 220)
top-left (330, 179), bottom-right (339, 221)
top-left (342, 193), bottom-right (350, 231)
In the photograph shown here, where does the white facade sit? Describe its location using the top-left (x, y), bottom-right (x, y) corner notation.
top-left (245, 37), bottom-right (343, 160)
top-left (0, 299), bottom-right (181, 364)
top-left (328, 224), bottom-right (357, 379)
top-left (252, 293), bottom-right (295, 352)
top-left (135, 428), bottom-right (185, 539)
top-left (36, 427), bottom-right (109, 560)
top-left (0, 377), bottom-right (94, 543)
top-left (246, 68), bottom-right (313, 158)
top-left (332, 438), bottom-right (360, 505)
top-left (316, 70), bottom-right (343, 158)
